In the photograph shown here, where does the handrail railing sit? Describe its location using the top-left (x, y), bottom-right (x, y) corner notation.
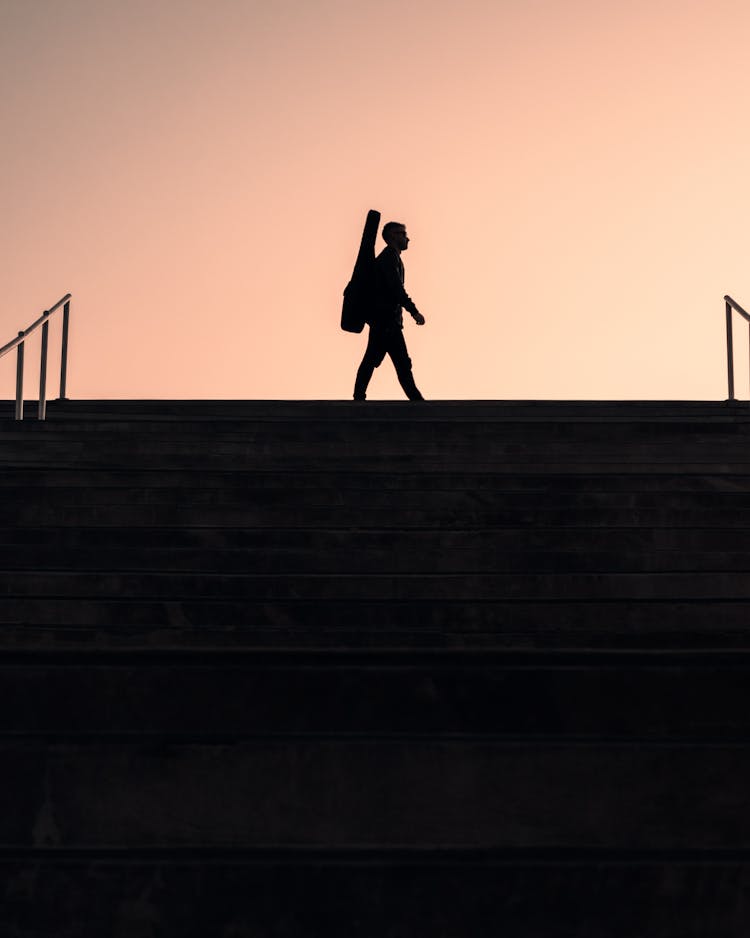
top-left (725, 295), bottom-right (750, 401)
top-left (0, 294), bottom-right (71, 420)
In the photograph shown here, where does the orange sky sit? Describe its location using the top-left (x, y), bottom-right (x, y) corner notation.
top-left (2, 0), bottom-right (750, 401)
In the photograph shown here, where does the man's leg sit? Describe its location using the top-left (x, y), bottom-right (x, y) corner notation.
top-left (353, 329), bottom-right (387, 400)
top-left (388, 330), bottom-right (424, 401)
top-left (353, 360), bottom-right (374, 401)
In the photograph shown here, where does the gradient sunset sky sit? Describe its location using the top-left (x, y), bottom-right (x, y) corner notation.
top-left (2, 0), bottom-right (750, 401)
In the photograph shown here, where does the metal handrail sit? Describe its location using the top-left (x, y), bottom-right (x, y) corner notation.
top-left (0, 294), bottom-right (71, 420)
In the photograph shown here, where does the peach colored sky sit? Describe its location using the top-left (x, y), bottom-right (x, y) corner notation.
top-left (2, 0), bottom-right (750, 400)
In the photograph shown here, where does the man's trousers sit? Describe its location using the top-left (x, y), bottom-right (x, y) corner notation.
top-left (353, 326), bottom-right (423, 401)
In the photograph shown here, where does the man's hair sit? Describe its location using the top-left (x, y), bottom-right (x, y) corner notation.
top-left (382, 221), bottom-right (405, 243)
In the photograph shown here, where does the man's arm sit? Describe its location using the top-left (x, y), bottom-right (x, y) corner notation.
top-left (376, 251), bottom-right (426, 324)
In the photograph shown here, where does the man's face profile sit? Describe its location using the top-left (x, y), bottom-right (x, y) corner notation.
top-left (390, 225), bottom-right (409, 251)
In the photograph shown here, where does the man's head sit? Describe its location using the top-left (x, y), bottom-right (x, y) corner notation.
top-left (382, 221), bottom-right (409, 252)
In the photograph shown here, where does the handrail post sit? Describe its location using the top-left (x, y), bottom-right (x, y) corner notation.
top-left (1, 294), bottom-right (71, 421)
top-left (38, 319), bottom-right (49, 421)
top-left (15, 332), bottom-right (24, 421)
top-left (59, 299), bottom-right (70, 400)
top-left (727, 300), bottom-right (735, 401)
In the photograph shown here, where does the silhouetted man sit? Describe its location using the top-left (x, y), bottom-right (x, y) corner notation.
top-left (353, 221), bottom-right (426, 401)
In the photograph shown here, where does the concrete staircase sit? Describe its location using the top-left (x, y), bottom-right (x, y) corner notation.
top-left (2, 399), bottom-right (750, 936)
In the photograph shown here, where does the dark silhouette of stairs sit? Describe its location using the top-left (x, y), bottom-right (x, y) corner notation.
top-left (2, 399), bottom-right (750, 936)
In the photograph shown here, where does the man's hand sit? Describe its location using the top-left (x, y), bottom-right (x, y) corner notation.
top-left (413, 312), bottom-right (426, 326)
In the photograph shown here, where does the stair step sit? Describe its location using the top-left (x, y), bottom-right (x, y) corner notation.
top-left (5, 503), bottom-right (750, 526)
top-left (8, 485), bottom-right (750, 510)
top-left (4, 468), bottom-right (750, 492)
top-left (10, 397), bottom-right (750, 421)
top-left (4, 544), bottom-right (750, 573)
top-left (0, 599), bottom-right (747, 651)
top-left (2, 570), bottom-right (750, 601)
top-left (3, 524), bottom-right (749, 553)
top-left (0, 855), bottom-right (742, 938)
top-left (4, 740), bottom-right (747, 849)
top-left (1, 654), bottom-right (748, 739)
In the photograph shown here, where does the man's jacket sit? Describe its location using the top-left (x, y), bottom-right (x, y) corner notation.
top-left (369, 246), bottom-right (421, 330)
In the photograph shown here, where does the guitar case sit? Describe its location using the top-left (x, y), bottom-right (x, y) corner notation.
top-left (341, 209), bottom-right (381, 333)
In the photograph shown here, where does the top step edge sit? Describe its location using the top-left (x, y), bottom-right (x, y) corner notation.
top-left (4, 400), bottom-right (750, 424)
